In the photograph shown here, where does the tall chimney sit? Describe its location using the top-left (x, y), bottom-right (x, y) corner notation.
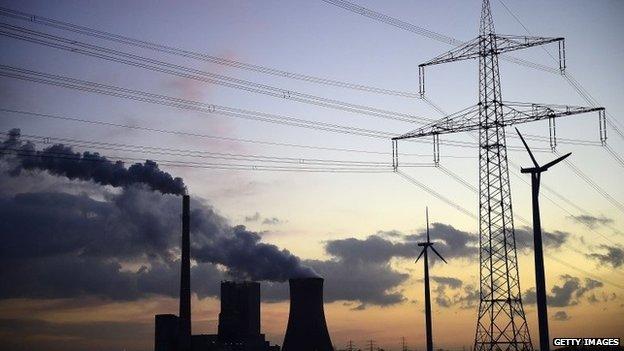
top-left (178, 195), bottom-right (191, 351)
top-left (282, 278), bottom-right (334, 351)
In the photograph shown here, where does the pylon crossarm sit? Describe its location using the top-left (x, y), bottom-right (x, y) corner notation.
top-left (501, 102), bottom-right (604, 127)
top-left (393, 105), bottom-right (480, 140)
top-left (420, 37), bottom-right (481, 68)
top-left (493, 34), bottom-right (563, 55)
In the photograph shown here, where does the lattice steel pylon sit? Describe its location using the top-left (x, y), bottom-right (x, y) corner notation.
top-left (392, 1), bottom-right (605, 350)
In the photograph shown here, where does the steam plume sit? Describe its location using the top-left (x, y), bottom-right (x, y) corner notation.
top-left (1, 129), bottom-right (186, 195)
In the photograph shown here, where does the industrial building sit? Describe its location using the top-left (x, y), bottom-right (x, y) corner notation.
top-left (154, 195), bottom-right (333, 351)
top-left (153, 195), bottom-right (279, 351)
top-left (155, 280), bottom-right (280, 351)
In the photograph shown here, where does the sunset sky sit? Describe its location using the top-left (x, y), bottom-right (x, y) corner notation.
top-left (0, 0), bottom-right (623, 350)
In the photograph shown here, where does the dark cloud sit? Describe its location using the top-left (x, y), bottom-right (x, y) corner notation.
top-left (514, 227), bottom-right (570, 251)
top-left (431, 276), bottom-right (463, 289)
top-left (523, 275), bottom-right (603, 307)
top-left (193, 225), bottom-right (317, 282)
top-left (324, 235), bottom-right (418, 263)
top-left (307, 258), bottom-right (408, 307)
top-left (0, 168), bottom-right (412, 306)
top-left (423, 276), bottom-right (479, 309)
top-left (245, 212), bottom-right (261, 222)
top-left (404, 223), bottom-right (478, 261)
top-left (553, 311), bottom-right (570, 321)
top-left (586, 245), bottom-right (624, 268)
top-left (0, 182), bottom-right (317, 301)
top-left (245, 212), bottom-right (284, 225)
top-left (262, 217), bottom-right (283, 225)
top-left (1, 129), bottom-right (186, 195)
top-left (568, 214), bottom-right (613, 229)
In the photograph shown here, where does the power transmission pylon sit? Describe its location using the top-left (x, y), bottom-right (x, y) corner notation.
top-left (392, 0), bottom-right (606, 350)
top-left (346, 340), bottom-right (356, 351)
top-left (516, 128), bottom-right (571, 351)
top-left (416, 208), bottom-right (447, 351)
top-left (368, 339), bottom-right (375, 351)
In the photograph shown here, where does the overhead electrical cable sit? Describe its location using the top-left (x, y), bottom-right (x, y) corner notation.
top-left (0, 65), bottom-right (548, 153)
top-left (0, 22), bottom-right (430, 124)
top-left (319, 0), bottom-right (562, 75)
top-left (497, 0), bottom-right (624, 144)
top-left (0, 6), bottom-right (420, 98)
top-left (322, 0), bottom-right (624, 143)
top-left (4, 131), bottom-right (437, 168)
top-left (0, 148), bottom-right (397, 173)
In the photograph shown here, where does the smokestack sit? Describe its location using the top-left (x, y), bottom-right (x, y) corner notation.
top-left (178, 195), bottom-right (191, 351)
top-left (282, 278), bottom-right (334, 351)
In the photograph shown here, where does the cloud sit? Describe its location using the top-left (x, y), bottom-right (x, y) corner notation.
top-left (262, 217), bottom-right (283, 225)
top-left (324, 235), bottom-right (418, 264)
top-left (307, 258), bottom-right (408, 307)
top-left (404, 223), bottom-right (478, 261)
top-left (0, 166), bottom-right (413, 306)
top-left (523, 275), bottom-right (603, 307)
top-left (0, 179), bottom-right (318, 301)
top-left (245, 212), bottom-right (284, 225)
top-left (245, 212), bottom-right (261, 222)
top-left (514, 227), bottom-right (570, 251)
top-left (553, 311), bottom-right (570, 321)
top-left (431, 276), bottom-right (463, 289)
top-left (586, 245), bottom-right (624, 268)
top-left (423, 276), bottom-right (479, 309)
top-left (568, 215), bottom-right (613, 229)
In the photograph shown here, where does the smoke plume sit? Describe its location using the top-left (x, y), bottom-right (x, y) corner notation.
top-left (1, 129), bottom-right (186, 195)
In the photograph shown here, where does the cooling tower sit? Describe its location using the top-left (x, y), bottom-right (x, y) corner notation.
top-left (282, 277), bottom-right (334, 351)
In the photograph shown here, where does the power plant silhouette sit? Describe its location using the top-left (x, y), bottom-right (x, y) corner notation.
top-left (282, 278), bottom-right (334, 351)
top-left (154, 195), bottom-right (334, 351)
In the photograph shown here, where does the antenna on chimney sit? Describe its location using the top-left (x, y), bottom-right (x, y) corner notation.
top-left (516, 128), bottom-right (571, 351)
top-left (416, 207), bottom-right (446, 351)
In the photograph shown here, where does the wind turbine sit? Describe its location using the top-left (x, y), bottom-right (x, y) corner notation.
top-left (416, 207), bottom-right (447, 351)
top-left (516, 128), bottom-right (571, 351)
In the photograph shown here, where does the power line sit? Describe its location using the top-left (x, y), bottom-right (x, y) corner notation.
top-left (0, 148), bottom-right (396, 174)
top-left (4, 131), bottom-right (437, 169)
top-left (555, 150), bottom-right (624, 214)
top-left (0, 64), bottom-right (394, 139)
top-left (0, 5), bottom-right (420, 98)
top-left (508, 169), bottom-right (619, 247)
top-left (1, 108), bottom-right (477, 158)
top-left (320, 0), bottom-right (563, 75)
top-left (396, 169), bottom-right (624, 292)
top-left (497, 0), bottom-right (624, 144)
top-left (323, 0), bottom-right (624, 146)
top-left (0, 65), bottom-right (544, 152)
top-left (396, 169), bottom-right (477, 220)
top-left (0, 22), bottom-right (430, 124)
top-left (544, 253), bottom-right (624, 291)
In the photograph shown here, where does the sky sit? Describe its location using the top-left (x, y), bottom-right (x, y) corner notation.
top-left (0, 0), bottom-right (623, 350)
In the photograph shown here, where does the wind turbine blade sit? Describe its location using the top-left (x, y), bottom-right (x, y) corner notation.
top-left (416, 249), bottom-right (426, 263)
top-left (541, 152), bottom-right (571, 171)
top-left (515, 128), bottom-right (539, 168)
top-left (431, 246), bottom-right (447, 264)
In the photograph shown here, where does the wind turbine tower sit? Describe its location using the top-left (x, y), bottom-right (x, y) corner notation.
top-left (516, 128), bottom-right (571, 351)
top-left (416, 208), bottom-right (447, 351)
